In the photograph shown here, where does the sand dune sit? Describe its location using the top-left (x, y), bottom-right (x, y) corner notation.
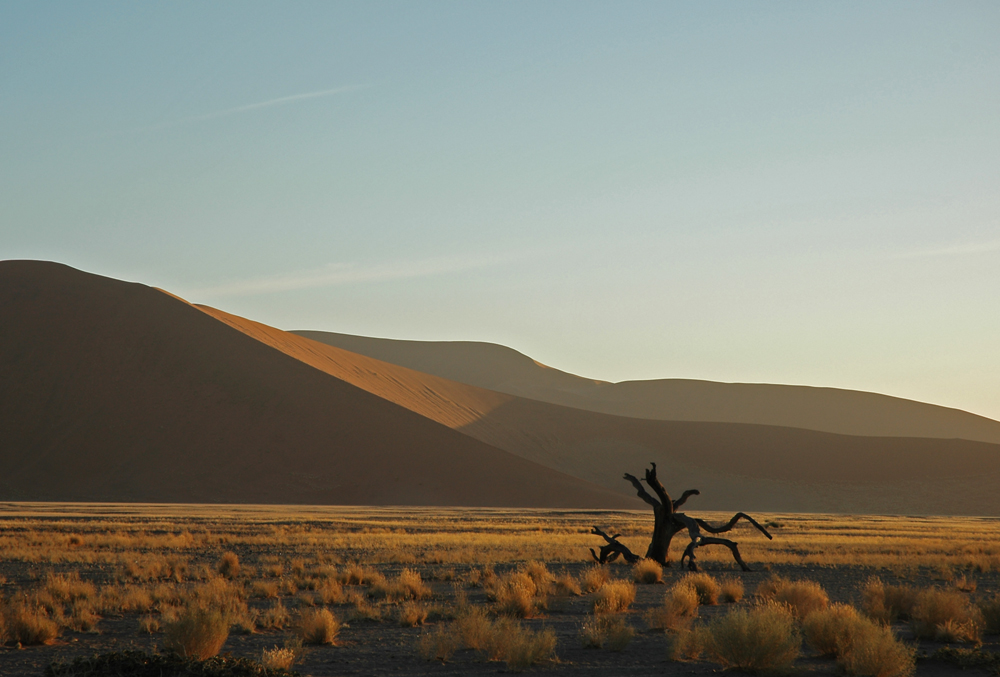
top-left (0, 260), bottom-right (633, 508)
top-left (203, 309), bottom-right (1000, 515)
top-left (295, 331), bottom-right (1000, 444)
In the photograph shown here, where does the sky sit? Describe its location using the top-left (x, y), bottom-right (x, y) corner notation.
top-left (2, 2), bottom-right (999, 420)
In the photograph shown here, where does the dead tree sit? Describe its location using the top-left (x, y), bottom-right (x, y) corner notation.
top-left (589, 526), bottom-right (641, 564)
top-left (621, 462), bottom-right (700, 566)
top-left (620, 462), bottom-right (773, 571)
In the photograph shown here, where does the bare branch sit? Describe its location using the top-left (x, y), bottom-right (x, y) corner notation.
top-left (623, 473), bottom-right (660, 507)
top-left (643, 463), bottom-right (673, 511)
top-left (672, 489), bottom-right (700, 510)
top-left (694, 512), bottom-right (773, 540)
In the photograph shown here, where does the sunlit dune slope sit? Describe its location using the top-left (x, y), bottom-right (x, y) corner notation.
top-left (0, 260), bottom-right (634, 508)
top-left (294, 330), bottom-right (1000, 445)
top-left (210, 312), bottom-right (1000, 515)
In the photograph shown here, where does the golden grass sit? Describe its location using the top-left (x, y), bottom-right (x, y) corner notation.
top-left (298, 608), bottom-right (340, 645)
top-left (260, 646), bottom-right (297, 670)
top-left (488, 571), bottom-right (545, 618)
top-left (910, 588), bottom-right (981, 643)
top-left (553, 573), bottom-right (581, 596)
top-left (703, 602), bottom-right (801, 672)
top-left (719, 577), bottom-right (745, 603)
top-left (397, 601), bottom-right (428, 627)
top-left (645, 584), bottom-right (699, 633)
top-left (418, 625), bottom-right (459, 662)
top-left (860, 577), bottom-right (919, 623)
top-left (632, 558), bottom-right (663, 584)
top-left (579, 564), bottom-right (610, 593)
top-left (678, 572), bottom-right (720, 605)
top-left (163, 605), bottom-right (229, 660)
top-left (580, 614), bottom-right (634, 651)
top-left (803, 603), bottom-right (863, 656)
top-left (592, 580), bottom-right (635, 614)
top-left (772, 579), bottom-right (829, 620)
top-left (978, 593), bottom-right (1000, 635)
top-left (4, 602), bottom-right (61, 645)
top-left (217, 551), bottom-right (240, 579)
top-left (837, 621), bottom-right (915, 677)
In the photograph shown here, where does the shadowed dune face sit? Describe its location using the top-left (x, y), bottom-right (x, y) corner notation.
top-left (294, 331), bottom-right (1000, 445)
top-left (212, 303), bottom-right (1000, 515)
top-left (0, 260), bottom-right (635, 509)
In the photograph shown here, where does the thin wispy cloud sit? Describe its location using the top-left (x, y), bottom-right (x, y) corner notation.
top-left (189, 253), bottom-right (521, 299)
top-left (890, 237), bottom-right (1000, 260)
top-left (115, 85), bottom-right (370, 135)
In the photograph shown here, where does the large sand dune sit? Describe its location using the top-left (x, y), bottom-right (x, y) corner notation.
top-left (0, 260), bottom-right (633, 508)
top-left (204, 307), bottom-right (1000, 515)
top-left (295, 331), bottom-right (1000, 445)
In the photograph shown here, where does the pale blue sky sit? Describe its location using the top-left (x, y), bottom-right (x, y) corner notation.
top-left (3, 2), bottom-right (999, 419)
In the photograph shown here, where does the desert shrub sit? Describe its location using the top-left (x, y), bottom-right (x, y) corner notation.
top-left (163, 606), bottom-right (229, 660)
top-left (773, 579), bottom-right (829, 620)
top-left (318, 578), bottom-right (344, 604)
top-left (754, 575), bottom-right (789, 601)
top-left (581, 614), bottom-right (634, 651)
top-left (953, 576), bottom-right (977, 593)
top-left (592, 580), bottom-right (636, 614)
top-left (645, 584), bottom-right (699, 632)
top-left (466, 564), bottom-right (497, 589)
top-left (370, 568), bottom-right (431, 601)
top-left (860, 577), bottom-right (918, 623)
top-left (911, 588), bottom-right (981, 643)
top-left (720, 577), bottom-right (745, 603)
top-left (258, 600), bottom-right (290, 630)
top-left (678, 572), bottom-right (721, 605)
top-left (6, 603), bottom-right (60, 645)
top-left (217, 552), bottom-right (240, 579)
top-left (298, 608), bottom-right (340, 645)
top-left (838, 620), bottom-right (915, 677)
top-left (580, 564), bottom-right (610, 593)
top-left (419, 625), bottom-right (459, 662)
top-left (978, 593), bottom-right (1000, 634)
top-left (265, 563), bottom-right (284, 578)
top-left (703, 602), bottom-right (800, 672)
top-left (188, 578), bottom-right (247, 620)
top-left (66, 600), bottom-right (100, 632)
top-left (342, 564), bottom-right (378, 585)
top-left (498, 621), bottom-right (558, 672)
top-left (150, 583), bottom-right (181, 606)
top-left (261, 646), bottom-right (297, 671)
top-left (666, 626), bottom-right (709, 662)
top-left (521, 561), bottom-right (554, 594)
top-left (250, 581), bottom-right (279, 599)
top-left (633, 558), bottom-right (663, 584)
top-left (46, 572), bottom-right (97, 604)
top-left (454, 606), bottom-right (494, 650)
top-left (398, 602), bottom-right (428, 627)
top-left (139, 615), bottom-right (160, 634)
top-left (553, 573), bottom-right (581, 596)
top-left (803, 603), bottom-right (862, 656)
top-left (490, 571), bottom-right (544, 618)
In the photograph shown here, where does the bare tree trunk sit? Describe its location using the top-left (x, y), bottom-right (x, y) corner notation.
top-left (622, 463), bottom-right (699, 566)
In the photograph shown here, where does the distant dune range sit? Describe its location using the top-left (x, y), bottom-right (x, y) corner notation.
top-left (294, 331), bottom-right (1000, 445)
top-left (0, 260), bottom-right (633, 508)
top-left (4, 260), bottom-right (1000, 515)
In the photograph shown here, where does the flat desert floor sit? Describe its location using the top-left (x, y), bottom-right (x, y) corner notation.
top-left (1, 503), bottom-right (999, 676)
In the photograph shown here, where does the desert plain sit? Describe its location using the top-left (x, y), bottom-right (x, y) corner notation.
top-left (1, 503), bottom-right (1000, 676)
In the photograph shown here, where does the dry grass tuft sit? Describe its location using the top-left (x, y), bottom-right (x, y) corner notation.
top-left (419, 625), bottom-right (459, 662)
top-left (592, 580), bottom-right (636, 614)
top-left (645, 584), bottom-right (699, 632)
top-left (454, 606), bottom-right (494, 650)
top-left (258, 600), bottom-right (290, 631)
top-left (163, 606), bottom-right (229, 660)
top-left (553, 573), bottom-right (581, 596)
top-left (5, 603), bottom-right (61, 645)
top-left (46, 572), bottom-right (97, 604)
top-left (678, 572), bottom-right (721, 605)
top-left (489, 571), bottom-right (545, 618)
top-left (978, 593), bottom-right (1000, 635)
top-left (720, 577), bottom-right (745, 603)
top-left (217, 551), bottom-right (240, 579)
top-left (497, 620), bottom-right (558, 672)
top-left (837, 619), bottom-right (915, 677)
top-left (860, 577), bottom-right (918, 624)
top-left (580, 564), bottom-right (610, 594)
top-left (773, 579), bottom-right (829, 620)
top-left (581, 614), bottom-right (635, 651)
top-left (261, 646), bottom-right (297, 671)
top-left (298, 608), bottom-right (340, 645)
top-left (138, 615), bottom-right (160, 634)
top-left (521, 561), bottom-right (554, 594)
top-left (803, 603), bottom-right (862, 656)
top-left (398, 601), bottom-right (428, 627)
top-left (911, 588), bottom-right (981, 643)
top-left (370, 568), bottom-right (431, 601)
top-left (251, 581), bottom-right (279, 599)
top-left (633, 559), bottom-right (663, 584)
top-left (703, 602), bottom-right (801, 672)
top-left (666, 626), bottom-right (709, 662)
